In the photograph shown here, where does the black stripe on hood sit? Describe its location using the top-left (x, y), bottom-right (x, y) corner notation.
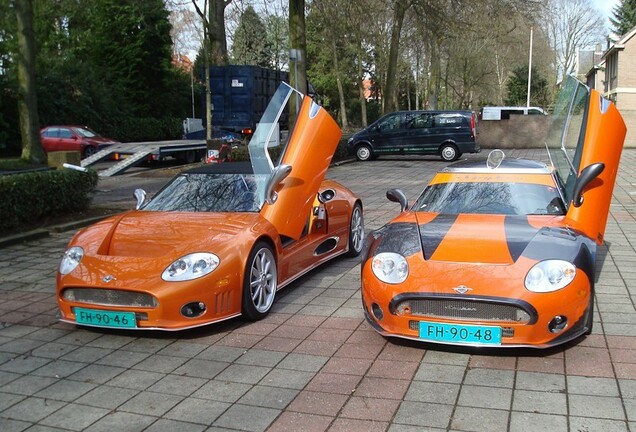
top-left (418, 214), bottom-right (458, 260)
top-left (504, 216), bottom-right (540, 262)
top-left (370, 222), bottom-right (422, 258)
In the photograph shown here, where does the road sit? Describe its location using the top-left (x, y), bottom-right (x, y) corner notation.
top-left (0, 149), bottom-right (635, 431)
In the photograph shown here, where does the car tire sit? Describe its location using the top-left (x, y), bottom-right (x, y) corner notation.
top-left (242, 242), bottom-right (277, 321)
top-left (440, 144), bottom-right (460, 162)
top-left (355, 144), bottom-right (373, 162)
top-left (347, 203), bottom-right (365, 257)
top-left (83, 146), bottom-right (97, 159)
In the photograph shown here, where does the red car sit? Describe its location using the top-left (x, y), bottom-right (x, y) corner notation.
top-left (40, 125), bottom-right (119, 158)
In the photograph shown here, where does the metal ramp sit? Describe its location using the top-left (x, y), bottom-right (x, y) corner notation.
top-left (81, 148), bottom-right (117, 167)
top-left (97, 145), bottom-right (161, 177)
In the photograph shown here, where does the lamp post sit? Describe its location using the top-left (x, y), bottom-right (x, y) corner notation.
top-left (527, 26), bottom-right (533, 108)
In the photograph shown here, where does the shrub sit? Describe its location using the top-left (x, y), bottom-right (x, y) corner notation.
top-left (0, 168), bottom-right (98, 234)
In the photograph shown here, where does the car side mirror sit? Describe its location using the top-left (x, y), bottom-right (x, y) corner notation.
top-left (265, 164), bottom-right (292, 205)
top-left (134, 188), bottom-right (147, 210)
top-left (386, 189), bottom-right (408, 212)
top-left (572, 163), bottom-right (604, 208)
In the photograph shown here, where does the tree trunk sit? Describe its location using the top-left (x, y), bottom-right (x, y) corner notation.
top-left (15, 0), bottom-right (45, 164)
top-left (289, 0), bottom-right (308, 123)
top-left (332, 38), bottom-right (348, 128)
top-left (383, 0), bottom-right (408, 113)
top-left (357, 49), bottom-right (368, 127)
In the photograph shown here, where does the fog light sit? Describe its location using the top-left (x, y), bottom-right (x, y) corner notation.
top-left (372, 303), bottom-right (384, 320)
top-left (181, 301), bottom-right (206, 318)
top-left (548, 315), bottom-right (568, 333)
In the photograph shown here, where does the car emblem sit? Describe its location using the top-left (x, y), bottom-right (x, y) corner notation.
top-left (453, 285), bottom-right (472, 294)
top-left (102, 275), bottom-right (116, 283)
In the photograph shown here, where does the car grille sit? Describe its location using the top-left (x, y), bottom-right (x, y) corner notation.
top-left (62, 288), bottom-right (158, 308)
top-left (395, 298), bottom-right (531, 323)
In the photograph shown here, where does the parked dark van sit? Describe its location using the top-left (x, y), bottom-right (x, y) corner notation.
top-left (346, 110), bottom-right (479, 162)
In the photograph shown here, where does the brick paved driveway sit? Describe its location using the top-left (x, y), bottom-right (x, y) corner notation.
top-left (1, 149), bottom-right (635, 432)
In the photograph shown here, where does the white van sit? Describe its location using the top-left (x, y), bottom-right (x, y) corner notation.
top-left (481, 106), bottom-right (546, 121)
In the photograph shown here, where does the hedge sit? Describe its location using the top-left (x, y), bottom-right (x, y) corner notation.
top-left (0, 168), bottom-right (98, 234)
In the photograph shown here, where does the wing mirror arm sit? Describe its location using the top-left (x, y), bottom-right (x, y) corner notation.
top-left (572, 163), bottom-right (604, 208)
top-left (386, 189), bottom-right (409, 212)
top-left (134, 188), bottom-right (147, 210)
top-left (265, 164), bottom-right (292, 205)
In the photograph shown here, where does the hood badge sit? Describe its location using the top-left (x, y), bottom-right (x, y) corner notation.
top-left (453, 285), bottom-right (472, 294)
top-left (102, 275), bottom-right (116, 283)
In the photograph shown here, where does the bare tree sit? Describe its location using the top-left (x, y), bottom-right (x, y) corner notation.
top-left (289, 0), bottom-right (308, 96)
top-left (383, 0), bottom-right (409, 113)
top-left (14, 0), bottom-right (46, 163)
top-left (540, 0), bottom-right (605, 83)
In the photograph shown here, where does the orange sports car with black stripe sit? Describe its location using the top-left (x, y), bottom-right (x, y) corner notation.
top-left (361, 76), bottom-right (627, 348)
top-left (56, 83), bottom-right (364, 330)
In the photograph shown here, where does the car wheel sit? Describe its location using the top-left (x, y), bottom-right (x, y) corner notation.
top-left (355, 144), bottom-right (373, 162)
top-left (242, 242), bottom-right (277, 320)
top-left (440, 144), bottom-right (460, 162)
top-left (347, 203), bottom-right (365, 257)
top-left (83, 146), bottom-right (97, 158)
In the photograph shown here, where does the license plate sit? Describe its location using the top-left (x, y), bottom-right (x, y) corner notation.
top-left (74, 307), bottom-right (137, 329)
top-left (419, 321), bottom-right (501, 345)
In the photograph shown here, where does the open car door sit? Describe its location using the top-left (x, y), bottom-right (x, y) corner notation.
top-left (546, 76), bottom-right (627, 244)
top-left (249, 83), bottom-right (342, 240)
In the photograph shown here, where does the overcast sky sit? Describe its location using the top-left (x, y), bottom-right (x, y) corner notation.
top-left (593, 0), bottom-right (618, 25)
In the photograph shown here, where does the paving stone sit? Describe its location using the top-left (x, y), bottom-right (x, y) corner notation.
top-left (39, 403), bottom-right (109, 430)
top-left (75, 385), bottom-right (139, 409)
top-left (165, 398), bottom-right (230, 425)
top-left (0, 392), bottom-right (25, 411)
top-left (130, 354), bottom-right (188, 374)
top-left (267, 411), bottom-right (333, 432)
top-left (119, 391), bottom-right (184, 416)
top-left (0, 397), bottom-right (66, 423)
top-left (144, 418), bottom-right (207, 432)
top-left (515, 371), bottom-right (565, 393)
top-left (463, 368), bottom-right (515, 388)
top-left (173, 359), bottom-right (229, 379)
top-left (413, 363), bottom-right (467, 384)
top-left (191, 379), bottom-right (251, 402)
top-left (568, 417), bottom-right (629, 432)
top-left (259, 368), bottom-right (315, 389)
top-left (31, 359), bottom-right (86, 379)
top-left (450, 406), bottom-right (509, 432)
top-left (234, 349), bottom-right (286, 367)
top-left (67, 364), bottom-right (125, 385)
top-left (509, 412), bottom-right (568, 432)
top-left (1, 375), bottom-right (57, 396)
top-left (393, 401), bottom-right (453, 429)
top-left (458, 385), bottom-right (513, 410)
top-left (238, 385), bottom-right (298, 409)
top-left (85, 411), bottom-right (156, 432)
top-left (276, 353), bottom-right (328, 372)
top-left (569, 394), bottom-right (626, 420)
top-left (404, 381), bottom-right (460, 405)
top-left (567, 375), bottom-right (620, 397)
top-left (0, 418), bottom-right (31, 432)
top-left (35, 379), bottom-right (96, 402)
top-left (214, 364), bottom-right (271, 385)
top-left (195, 346), bottom-right (245, 363)
top-left (146, 374), bottom-right (206, 396)
top-left (213, 403), bottom-right (280, 432)
top-left (107, 369), bottom-right (165, 390)
top-left (512, 389), bottom-right (568, 415)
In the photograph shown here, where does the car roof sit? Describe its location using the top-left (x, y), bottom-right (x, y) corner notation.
top-left (185, 161), bottom-right (254, 175)
top-left (443, 157), bottom-right (552, 174)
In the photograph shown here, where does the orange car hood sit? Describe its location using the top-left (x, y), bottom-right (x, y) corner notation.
top-left (415, 212), bottom-right (563, 265)
top-left (81, 211), bottom-right (262, 258)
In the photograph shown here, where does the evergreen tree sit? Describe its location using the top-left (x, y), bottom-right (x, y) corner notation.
top-left (610, 0), bottom-right (636, 36)
top-left (505, 65), bottom-right (551, 108)
top-left (232, 6), bottom-right (271, 67)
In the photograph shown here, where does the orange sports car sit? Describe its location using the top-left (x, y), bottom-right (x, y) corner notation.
top-left (57, 83), bottom-right (364, 330)
top-left (361, 76), bottom-right (626, 348)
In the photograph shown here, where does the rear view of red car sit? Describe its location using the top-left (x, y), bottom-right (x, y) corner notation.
top-left (40, 125), bottom-right (119, 158)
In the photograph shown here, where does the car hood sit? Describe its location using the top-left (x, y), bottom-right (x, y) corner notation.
top-left (74, 211), bottom-right (262, 258)
top-left (414, 212), bottom-right (567, 265)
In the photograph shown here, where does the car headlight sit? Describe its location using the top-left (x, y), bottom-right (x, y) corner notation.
top-left (162, 253), bottom-right (220, 282)
top-left (347, 137), bottom-right (354, 144)
top-left (372, 252), bottom-right (408, 284)
top-left (525, 260), bottom-right (576, 292)
top-left (59, 246), bottom-right (84, 275)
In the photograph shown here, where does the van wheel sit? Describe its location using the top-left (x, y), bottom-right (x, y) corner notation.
top-left (355, 144), bottom-right (373, 162)
top-left (440, 144), bottom-right (460, 162)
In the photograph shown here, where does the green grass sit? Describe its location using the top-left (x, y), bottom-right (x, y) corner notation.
top-left (0, 158), bottom-right (48, 171)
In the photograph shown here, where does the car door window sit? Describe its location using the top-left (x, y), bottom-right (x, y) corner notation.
top-left (43, 128), bottom-right (59, 138)
top-left (434, 114), bottom-right (464, 128)
top-left (406, 113), bottom-right (433, 129)
top-left (545, 76), bottom-right (589, 208)
top-left (377, 114), bottom-right (401, 132)
top-left (59, 128), bottom-right (74, 139)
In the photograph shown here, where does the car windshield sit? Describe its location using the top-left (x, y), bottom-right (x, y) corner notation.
top-left (412, 181), bottom-right (565, 215)
top-left (73, 127), bottom-right (98, 138)
top-left (142, 172), bottom-right (268, 212)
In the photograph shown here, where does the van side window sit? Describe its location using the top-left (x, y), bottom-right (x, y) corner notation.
top-left (405, 113), bottom-right (433, 129)
top-left (378, 113), bottom-right (401, 132)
